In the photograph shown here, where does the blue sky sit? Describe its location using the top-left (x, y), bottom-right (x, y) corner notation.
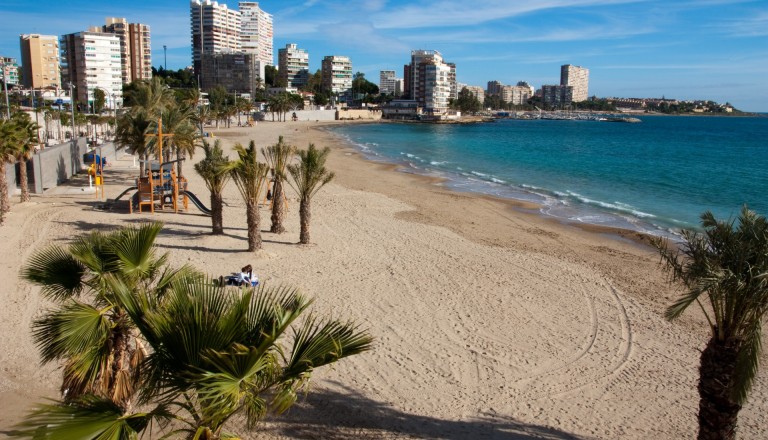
top-left (1, 0), bottom-right (767, 111)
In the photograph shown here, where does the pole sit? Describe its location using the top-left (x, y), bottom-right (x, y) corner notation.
top-left (2, 65), bottom-right (9, 119)
top-left (163, 45), bottom-right (167, 71)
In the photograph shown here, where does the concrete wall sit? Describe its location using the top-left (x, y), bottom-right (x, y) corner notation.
top-left (336, 109), bottom-right (382, 120)
top-left (25, 138), bottom-right (124, 193)
top-left (292, 110), bottom-right (338, 121)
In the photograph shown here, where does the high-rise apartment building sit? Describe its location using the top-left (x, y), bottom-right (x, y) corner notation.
top-left (321, 55), bottom-right (352, 95)
top-left (379, 70), bottom-right (398, 95)
top-left (278, 43), bottom-right (309, 88)
top-left (408, 50), bottom-right (454, 116)
top-left (61, 31), bottom-right (123, 109)
top-left (190, 0), bottom-right (242, 78)
top-left (92, 18), bottom-right (152, 84)
top-left (501, 82), bottom-right (535, 105)
top-left (541, 84), bottom-right (573, 108)
top-left (239, 2), bottom-right (273, 66)
top-left (447, 62), bottom-right (457, 100)
top-left (560, 64), bottom-right (589, 102)
top-left (19, 34), bottom-right (60, 89)
top-left (1, 57), bottom-right (20, 86)
top-left (200, 52), bottom-right (264, 95)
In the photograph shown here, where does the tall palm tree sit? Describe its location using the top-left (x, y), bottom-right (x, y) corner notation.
top-left (127, 77), bottom-right (175, 118)
top-left (262, 136), bottom-right (296, 234)
top-left (194, 140), bottom-right (230, 235)
top-left (10, 112), bottom-right (39, 202)
top-left (19, 222), bottom-right (191, 411)
top-left (225, 141), bottom-right (270, 251)
top-left (192, 102), bottom-right (211, 137)
top-left (653, 206), bottom-right (768, 440)
top-left (149, 103), bottom-right (198, 176)
top-left (14, 276), bottom-right (373, 439)
top-left (115, 109), bottom-right (153, 177)
top-left (286, 144), bottom-right (335, 244)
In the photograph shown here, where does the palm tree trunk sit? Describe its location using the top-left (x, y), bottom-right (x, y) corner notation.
top-left (19, 157), bottom-right (30, 202)
top-left (211, 191), bottom-right (224, 235)
top-left (108, 324), bottom-right (133, 412)
top-left (246, 198), bottom-right (261, 251)
top-left (0, 161), bottom-right (9, 215)
top-left (698, 336), bottom-right (741, 440)
top-left (270, 178), bottom-right (286, 233)
top-left (299, 197), bottom-right (311, 244)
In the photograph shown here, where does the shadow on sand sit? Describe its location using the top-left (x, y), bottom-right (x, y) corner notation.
top-left (241, 381), bottom-right (592, 440)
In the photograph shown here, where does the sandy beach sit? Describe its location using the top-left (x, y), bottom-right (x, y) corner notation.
top-left (0, 120), bottom-right (766, 439)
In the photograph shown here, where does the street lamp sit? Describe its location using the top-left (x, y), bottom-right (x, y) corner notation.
top-left (163, 45), bottom-right (167, 71)
top-left (67, 82), bottom-right (76, 140)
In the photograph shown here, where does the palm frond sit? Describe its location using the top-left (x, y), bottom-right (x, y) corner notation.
top-left (10, 396), bottom-right (172, 439)
top-left (21, 245), bottom-right (87, 300)
top-left (32, 301), bottom-right (113, 364)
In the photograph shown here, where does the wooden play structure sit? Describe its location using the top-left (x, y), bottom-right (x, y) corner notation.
top-left (126, 118), bottom-right (209, 215)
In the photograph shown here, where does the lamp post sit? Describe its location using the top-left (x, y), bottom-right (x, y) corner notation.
top-left (2, 64), bottom-right (10, 119)
top-left (67, 82), bottom-right (76, 140)
top-left (163, 45), bottom-right (167, 71)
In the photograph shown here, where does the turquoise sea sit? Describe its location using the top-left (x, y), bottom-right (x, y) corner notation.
top-left (328, 115), bottom-right (768, 237)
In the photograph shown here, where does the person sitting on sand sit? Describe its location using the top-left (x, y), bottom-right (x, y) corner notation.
top-left (238, 264), bottom-right (253, 285)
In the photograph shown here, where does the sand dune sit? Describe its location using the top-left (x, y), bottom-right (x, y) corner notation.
top-left (0, 120), bottom-right (765, 439)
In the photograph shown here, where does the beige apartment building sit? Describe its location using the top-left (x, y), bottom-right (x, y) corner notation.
top-left (560, 64), bottom-right (589, 102)
top-left (19, 34), bottom-right (61, 89)
top-left (278, 43), bottom-right (309, 88)
top-left (61, 31), bottom-right (123, 109)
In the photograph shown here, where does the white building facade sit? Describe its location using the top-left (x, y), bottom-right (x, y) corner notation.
top-left (239, 2), bottom-right (273, 66)
top-left (61, 31), bottom-right (123, 109)
top-left (278, 43), bottom-right (309, 88)
top-left (379, 70), bottom-right (396, 95)
top-left (321, 55), bottom-right (352, 95)
top-left (409, 50), bottom-right (453, 116)
top-left (190, 0), bottom-right (242, 78)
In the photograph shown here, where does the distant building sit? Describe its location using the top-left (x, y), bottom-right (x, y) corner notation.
top-left (60, 31), bottom-right (123, 109)
top-left (501, 82), bottom-right (534, 105)
top-left (379, 70), bottom-right (396, 95)
top-left (200, 52), bottom-right (265, 96)
top-left (447, 62), bottom-right (457, 100)
top-left (540, 84), bottom-right (573, 108)
top-left (278, 43), bottom-right (309, 88)
top-left (321, 55), bottom-right (352, 96)
top-left (382, 99), bottom-right (421, 120)
top-left (394, 78), bottom-right (405, 97)
top-left (239, 1), bottom-right (273, 66)
top-left (1, 56), bottom-right (20, 87)
top-left (191, 0), bottom-right (242, 79)
top-left (486, 80), bottom-right (503, 96)
top-left (403, 64), bottom-right (411, 98)
top-left (91, 18), bottom-right (152, 84)
top-left (408, 50), bottom-right (454, 116)
top-left (463, 85), bottom-right (485, 104)
top-left (19, 34), bottom-right (60, 89)
top-left (560, 64), bottom-right (589, 102)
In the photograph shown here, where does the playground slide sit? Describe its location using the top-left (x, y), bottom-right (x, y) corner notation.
top-left (113, 186), bottom-right (138, 202)
top-left (181, 191), bottom-right (212, 215)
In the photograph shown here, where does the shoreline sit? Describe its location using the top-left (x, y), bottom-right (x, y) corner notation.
top-left (318, 120), bottom-right (677, 245)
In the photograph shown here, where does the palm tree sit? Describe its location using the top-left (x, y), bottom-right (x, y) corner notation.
top-left (225, 141), bottom-right (270, 251)
top-left (194, 140), bottom-right (230, 235)
top-left (286, 144), bottom-right (335, 244)
top-left (127, 77), bottom-right (175, 118)
top-left (15, 277), bottom-right (373, 439)
top-left (150, 103), bottom-right (198, 176)
top-left (192, 103), bottom-right (211, 137)
top-left (653, 206), bottom-right (768, 440)
top-left (19, 222), bottom-right (191, 411)
top-left (11, 112), bottom-right (39, 202)
top-left (0, 117), bottom-right (21, 221)
top-left (263, 136), bottom-right (296, 234)
top-left (115, 109), bottom-right (153, 177)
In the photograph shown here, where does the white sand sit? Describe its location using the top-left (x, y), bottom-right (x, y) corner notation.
top-left (0, 120), bottom-right (765, 439)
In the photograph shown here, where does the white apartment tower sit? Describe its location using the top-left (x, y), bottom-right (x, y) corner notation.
top-left (19, 34), bottom-right (60, 89)
top-left (321, 55), bottom-right (352, 95)
top-left (560, 64), bottom-right (589, 102)
top-left (239, 2), bottom-right (273, 66)
top-left (61, 31), bottom-right (123, 108)
top-left (277, 43), bottom-right (309, 88)
top-left (409, 50), bottom-right (453, 116)
top-left (190, 0), bottom-right (242, 78)
top-left (379, 70), bottom-right (396, 95)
